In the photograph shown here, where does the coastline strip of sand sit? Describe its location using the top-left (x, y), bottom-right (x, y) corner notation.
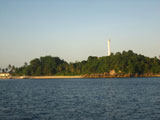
top-left (31, 76), bottom-right (83, 79)
top-left (0, 76), bottom-right (83, 79)
top-left (1, 74), bottom-right (160, 79)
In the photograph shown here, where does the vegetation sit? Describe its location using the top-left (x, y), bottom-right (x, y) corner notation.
top-left (8, 50), bottom-right (160, 77)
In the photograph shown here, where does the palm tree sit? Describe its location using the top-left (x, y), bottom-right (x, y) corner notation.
top-left (11, 65), bottom-right (15, 72)
top-left (5, 68), bottom-right (8, 73)
top-left (24, 62), bottom-right (28, 67)
top-left (8, 64), bottom-right (12, 72)
top-left (2, 69), bottom-right (5, 73)
top-left (8, 64), bottom-right (11, 69)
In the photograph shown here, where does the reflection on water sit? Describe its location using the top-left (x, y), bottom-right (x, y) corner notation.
top-left (0, 78), bottom-right (160, 120)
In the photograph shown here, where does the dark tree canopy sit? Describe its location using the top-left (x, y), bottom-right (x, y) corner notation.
top-left (12, 50), bottom-right (160, 76)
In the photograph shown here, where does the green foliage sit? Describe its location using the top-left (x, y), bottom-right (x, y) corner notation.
top-left (13, 50), bottom-right (160, 76)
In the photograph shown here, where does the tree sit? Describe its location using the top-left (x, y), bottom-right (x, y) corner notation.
top-left (11, 65), bottom-right (15, 73)
top-left (2, 68), bottom-right (5, 73)
top-left (24, 62), bottom-right (28, 67)
top-left (8, 64), bottom-right (12, 72)
top-left (30, 58), bottom-right (41, 75)
top-left (13, 50), bottom-right (160, 76)
top-left (5, 68), bottom-right (8, 73)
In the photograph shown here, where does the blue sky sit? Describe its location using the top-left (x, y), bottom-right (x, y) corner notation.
top-left (0, 0), bottom-right (160, 68)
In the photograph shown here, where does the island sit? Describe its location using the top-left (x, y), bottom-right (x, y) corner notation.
top-left (1, 50), bottom-right (160, 79)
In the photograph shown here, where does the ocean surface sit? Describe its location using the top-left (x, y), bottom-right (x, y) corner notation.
top-left (0, 78), bottom-right (160, 120)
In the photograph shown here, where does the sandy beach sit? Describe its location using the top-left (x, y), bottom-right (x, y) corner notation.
top-left (31, 76), bottom-right (83, 79)
top-left (0, 75), bottom-right (83, 79)
top-left (1, 74), bottom-right (160, 79)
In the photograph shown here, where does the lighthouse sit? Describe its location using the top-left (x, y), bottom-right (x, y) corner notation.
top-left (108, 40), bottom-right (111, 56)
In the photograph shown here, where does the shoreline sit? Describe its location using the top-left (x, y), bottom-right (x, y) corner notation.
top-left (30, 76), bottom-right (83, 79)
top-left (0, 75), bottom-right (160, 79)
top-left (0, 75), bottom-right (83, 79)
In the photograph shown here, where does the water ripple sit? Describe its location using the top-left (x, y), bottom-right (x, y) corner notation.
top-left (0, 78), bottom-right (160, 120)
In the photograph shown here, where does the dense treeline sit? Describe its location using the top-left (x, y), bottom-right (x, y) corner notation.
top-left (12, 50), bottom-right (160, 76)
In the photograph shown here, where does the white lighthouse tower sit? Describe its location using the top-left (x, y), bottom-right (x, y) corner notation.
top-left (108, 40), bottom-right (111, 56)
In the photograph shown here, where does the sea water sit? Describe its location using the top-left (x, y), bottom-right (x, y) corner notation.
top-left (0, 78), bottom-right (160, 120)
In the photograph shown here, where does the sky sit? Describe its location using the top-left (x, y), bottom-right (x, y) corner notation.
top-left (0, 0), bottom-right (160, 68)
